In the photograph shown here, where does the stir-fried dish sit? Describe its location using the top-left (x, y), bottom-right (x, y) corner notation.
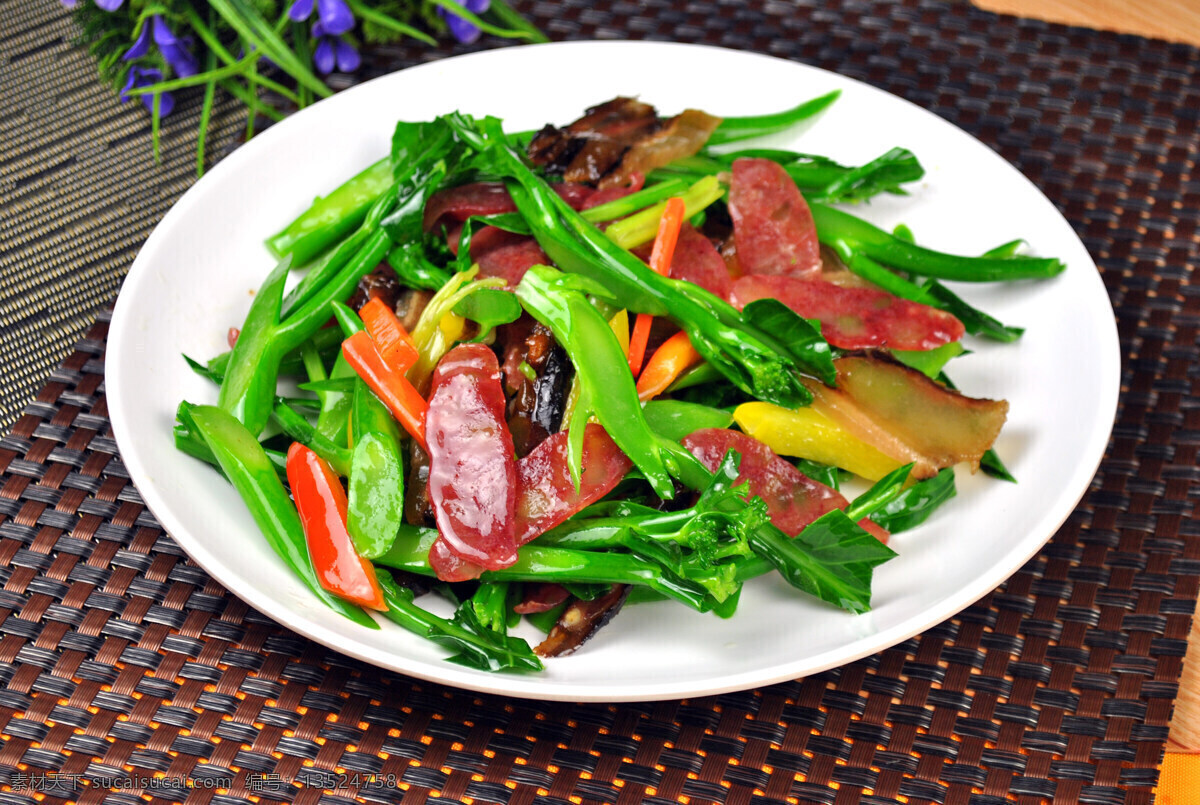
top-left (177, 92), bottom-right (1064, 672)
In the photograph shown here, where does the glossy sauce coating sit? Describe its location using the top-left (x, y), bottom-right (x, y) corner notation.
top-left (426, 344), bottom-right (518, 576)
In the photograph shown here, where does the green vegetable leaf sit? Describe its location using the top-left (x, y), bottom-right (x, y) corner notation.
top-left (792, 458), bottom-right (846, 491)
top-left (923, 280), bottom-right (1025, 342)
top-left (871, 468), bottom-right (957, 533)
top-left (891, 342), bottom-right (966, 379)
top-left (453, 287), bottom-right (522, 341)
top-left (377, 571), bottom-right (543, 673)
top-left (740, 298), bottom-right (836, 386)
top-left (387, 243), bottom-right (453, 291)
top-left (759, 509), bottom-right (897, 614)
top-left (980, 449), bottom-right (1017, 483)
top-left (642, 400), bottom-right (733, 441)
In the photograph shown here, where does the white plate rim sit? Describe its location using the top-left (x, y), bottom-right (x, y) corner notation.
top-left (106, 40), bottom-right (1121, 702)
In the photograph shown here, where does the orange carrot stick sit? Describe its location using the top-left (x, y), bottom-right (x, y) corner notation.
top-left (627, 197), bottom-right (687, 377)
top-left (359, 297), bottom-right (420, 373)
top-left (636, 330), bottom-right (703, 402)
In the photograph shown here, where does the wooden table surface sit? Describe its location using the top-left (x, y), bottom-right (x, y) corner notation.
top-left (973, 0), bottom-right (1200, 757)
top-left (974, 0), bottom-right (1200, 46)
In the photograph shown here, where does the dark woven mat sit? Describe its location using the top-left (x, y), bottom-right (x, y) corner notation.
top-left (2, 1), bottom-right (1199, 803)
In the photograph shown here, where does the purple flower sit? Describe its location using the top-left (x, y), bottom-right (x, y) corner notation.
top-left (121, 66), bottom-right (175, 117)
top-left (288, 0), bottom-right (354, 36)
top-left (152, 16), bottom-right (198, 78)
top-left (94, 0), bottom-right (123, 10)
top-left (122, 21), bottom-right (151, 60)
top-left (437, 0), bottom-right (490, 45)
top-left (311, 21), bottom-right (360, 74)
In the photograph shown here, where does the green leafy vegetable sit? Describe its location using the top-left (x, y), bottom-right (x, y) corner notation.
top-left (377, 571), bottom-right (542, 672)
top-left (707, 90), bottom-right (840, 146)
top-left (870, 468), bottom-right (957, 533)
top-left (453, 287), bottom-right (523, 341)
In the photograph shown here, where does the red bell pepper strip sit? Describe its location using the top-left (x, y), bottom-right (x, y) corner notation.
top-left (341, 330), bottom-right (428, 451)
top-left (626, 196), bottom-right (686, 377)
top-left (358, 297), bottom-right (420, 372)
top-left (285, 443), bottom-right (386, 611)
top-left (636, 330), bottom-right (703, 402)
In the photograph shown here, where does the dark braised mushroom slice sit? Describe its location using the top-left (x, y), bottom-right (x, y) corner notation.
top-left (395, 288), bottom-right (433, 333)
top-left (346, 263), bottom-right (402, 312)
top-left (404, 440), bottom-right (437, 527)
top-left (502, 319), bottom-right (574, 457)
top-left (534, 584), bottom-right (631, 657)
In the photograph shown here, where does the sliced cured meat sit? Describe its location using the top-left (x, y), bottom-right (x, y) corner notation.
top-left (728, 157), bottom-right (821, 277)
top-left (683, 428), bottom-right (847, 536)
top-left (670, 224), bottom-right (733, 299)
top-left (427, 424), bottom-right (633, 581)
top-left (682, 428), bottom-right (890, 544)
top-left (527, 97), bottom-right (662, 184)
top-left (731, 274), bottom-right (964, 351)
top-left (426, 344), bottom-right (519, 579)
top-left (424, 181), bottom-right (594, 232)
top-left (513, 583), bottom-right (571, 615)
top-left (528, 98), bottom-right (720, 188)
top-left (805, 354), bottom-right (1009, 478)
top-left (600, 109), bottom-right (722, 189)
top-left (514, 425), bottom-right (632, 544)
top-left (475, 239), bottom-right (550, 288)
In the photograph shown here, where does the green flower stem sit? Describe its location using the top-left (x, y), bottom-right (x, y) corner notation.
top-left (429, 0), bottom-right (543, 40)
top-left (208, 0), bottom-right (332, 99)
top-left (347, 0), bottom-right (438, 46)
top-left (484, 0), bottom-right (551, 43)
top-left (218, 80), bottom-right (286, 122)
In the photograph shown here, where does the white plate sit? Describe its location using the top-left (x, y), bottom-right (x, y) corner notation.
top-left (107, 41), bottom-right (1119, 702)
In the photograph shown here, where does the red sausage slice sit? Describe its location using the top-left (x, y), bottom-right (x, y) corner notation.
top-left (682, 428), bottom-right (889, 544)
top-left (428, 424), bottom-right (633, 581)
top-left (514, 424), bottom-right (632, 544)
top-left (426, 344), bottom-right (519, 577)
top-left (728, 157), bottom-right (822, 277)
top-left (424, 181), bottom-right (595, 232)
top-left (670, 223), bottom-right (734, 299)
top-left (731, 273), bottom-right (965, 351)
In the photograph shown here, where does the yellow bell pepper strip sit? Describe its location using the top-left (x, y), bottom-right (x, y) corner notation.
top-left (627, 196), bottom-right (687, 377)
top-left (358, 297), bottom-right (419, 373)
top-left (181, 404), bottom-right (376, 628)
top-left (341, 330), bottom-right (429, 452)
top-left (733, 401), bottom-right (902, 482)
top-left (636, 330), bottom-right (703, 403)
top-left (285, 443), bottom-right (386, 611)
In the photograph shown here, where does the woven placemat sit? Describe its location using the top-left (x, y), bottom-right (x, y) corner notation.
top-left (2, 1), bottom-right (1199, 803)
